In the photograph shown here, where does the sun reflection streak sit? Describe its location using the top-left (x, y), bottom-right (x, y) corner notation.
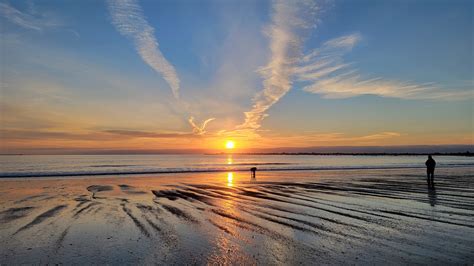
top-left (207, 182), bottom-right (246, 264)
top-left (227, 155), bottom-right (233, 165)
top-left (227, 172), bottom-right (233, 187)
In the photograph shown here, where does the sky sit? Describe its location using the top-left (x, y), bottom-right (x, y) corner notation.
top-left (0, 0), bottom-right (473, 154)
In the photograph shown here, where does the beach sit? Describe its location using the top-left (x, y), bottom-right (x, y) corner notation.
top-left (2, 0), bottom-right (472, 263)
top-left (1, 163), bottom-right (473, 264)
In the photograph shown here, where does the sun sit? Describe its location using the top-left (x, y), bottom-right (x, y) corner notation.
top-left (225, 140), bottom-right (235, 149)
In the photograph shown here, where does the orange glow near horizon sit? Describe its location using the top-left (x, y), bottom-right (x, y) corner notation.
top-left (1, 130), bottom-right (472, 154)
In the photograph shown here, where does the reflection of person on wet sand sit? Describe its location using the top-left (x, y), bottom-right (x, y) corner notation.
top-left (425, 155), bottom-right (436, 187)
top-left (250, 167), bottom-right (257, 179)
top-left (427, 186), bottom-right (437, 206)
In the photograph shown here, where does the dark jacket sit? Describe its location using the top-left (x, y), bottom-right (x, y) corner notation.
top-left (425, 158), bottom-right (436, 170)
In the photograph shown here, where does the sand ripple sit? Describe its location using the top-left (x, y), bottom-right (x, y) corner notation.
top-left (1, 168), bottom-right (473, 264)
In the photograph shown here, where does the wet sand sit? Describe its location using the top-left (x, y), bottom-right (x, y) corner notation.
top-left (0, 167), bottom-right (473, 264)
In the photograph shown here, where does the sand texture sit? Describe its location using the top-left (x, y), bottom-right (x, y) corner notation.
top-left (0, 168), bottom-right (473, 264)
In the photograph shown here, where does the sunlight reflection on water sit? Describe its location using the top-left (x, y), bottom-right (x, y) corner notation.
top-left (227, 172), bottom-right (233, 187)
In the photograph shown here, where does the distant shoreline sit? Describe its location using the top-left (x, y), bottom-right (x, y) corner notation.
top-left (207, 152), bottom-right (473, 157)
top-left (1, 145), bottom-right (471, 155)
top-left (1, 152), bottom-right (472, 156)
top-left (0, 151), bottom-right (474, 157)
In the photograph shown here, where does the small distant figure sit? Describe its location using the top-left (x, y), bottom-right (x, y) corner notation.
top-left (425, 155), bottom-right (436, 187)
top-left (250, 167), bottom-right (257, 179)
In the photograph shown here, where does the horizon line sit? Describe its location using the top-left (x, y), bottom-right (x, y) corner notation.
top-left (1, 144), bottom-right (472, 155)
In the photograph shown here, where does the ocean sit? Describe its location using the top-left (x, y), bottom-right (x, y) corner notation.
top-left (1, 154), bottom-right (472, 178)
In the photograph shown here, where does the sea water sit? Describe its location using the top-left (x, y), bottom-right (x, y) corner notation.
top-left (0, 154), bottom-right (472, 178)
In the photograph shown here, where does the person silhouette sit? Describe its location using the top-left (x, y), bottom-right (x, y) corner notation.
top-left (250, 167), bottom-right (257, 179)
top-left (425, 155), bottom-right (436, 187)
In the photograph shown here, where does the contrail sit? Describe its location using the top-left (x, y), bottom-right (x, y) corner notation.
top-left (107, 0), bottom-right (180, 99)
top-left (237, 0), bottom-right (469, 134)
top-left (108, 0), bottom-right (217, 134)
top-left (238, 0), bottom-right (320, 131)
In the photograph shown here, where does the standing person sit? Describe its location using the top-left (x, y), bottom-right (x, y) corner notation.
top-left (425, 155), bottom-right (436, 186)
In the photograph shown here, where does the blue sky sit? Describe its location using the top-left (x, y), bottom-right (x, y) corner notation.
top-left (0, 0), bottom-right (472, 152)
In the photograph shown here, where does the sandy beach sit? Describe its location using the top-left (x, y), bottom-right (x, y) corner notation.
top-left (2, 0), bottom-right (472, 263)
top-left (1, 167), bottom-right (473, 264)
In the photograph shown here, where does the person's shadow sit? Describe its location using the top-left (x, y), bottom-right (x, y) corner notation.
top-left (427, 184), bottom-right (437, 207)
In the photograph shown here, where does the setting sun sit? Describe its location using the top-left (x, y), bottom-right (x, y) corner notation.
top-left (225, 140), bottom-right (235, 149)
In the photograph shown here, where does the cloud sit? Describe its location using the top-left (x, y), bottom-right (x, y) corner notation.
top-left (0, 129), bottom-right (110, 141)
top-left (251, 131), bottom-right (403, 147)
top-left (236, 16), bottom-right (472, 135)
top-left (188, 117), bottom-right (215, 135)
top-left (107, 0), bottom-right (218, 134)
top-left (237, 0), bottom-right (321, 131)
top-left (358, 131), bottom-right (401, 140)
top-left (0, 2), bottom-right (61, 31)
top-left (107, 0), bottom-right (181, 99)
top-left (319, 33), bottom-right (361, 50)
top-left (304, 75), bottom-right (474, 100)
top-left (0, 129), bottom-right (196, 142)
top-left (103, 130), bottom-right (195, 138)
top-left (299, 33), bottom-right (473, 100)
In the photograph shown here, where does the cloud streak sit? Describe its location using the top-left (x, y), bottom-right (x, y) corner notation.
top-left (238, 0), bottom-right (320, 131)
top-left (299, 33), bottom-right (473, 100)
top-left (0, 129), bottom-right (196, 141)
top-left (188, 117), bottom-right (215, 135)
top-left (107, 0), bottom-right (181, 99)
top-left (237, 11), bottom-right (471, 135)
top-left (107, 0), bottom-right (218, 135)
top-left (264, 131), bottom-right (402, 146)
top-left (0, 2), bottom-right (61, 31)
top-left (103, 130), bottom-right (195, 138)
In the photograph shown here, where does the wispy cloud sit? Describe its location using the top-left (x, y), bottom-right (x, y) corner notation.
top-left (0, 129), bottom-right (197, 142)
top-left (103, 130), bottom-right (195, 138)
top-left (107, 0), bottom-right (181, 99)
top-left (299, 33), bottom-right (473, 100)
top-left (188, 117), bottom-right (215, 135)
top-left (107, 0), bottom-right (219, 134)
top-left (237, 0), bottom-right (321, 131)
top-left (250, 131), bottom-right (403, 148)
top-left (0, 2), bottom-right (61, 31)
top-left (293, 131), bottom-right (402, 142)
top-left (237, 8), bottom-right (472, 135)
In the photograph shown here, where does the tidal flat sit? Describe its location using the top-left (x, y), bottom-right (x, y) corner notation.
top-left (1, 168), bottom-right (473, 264)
